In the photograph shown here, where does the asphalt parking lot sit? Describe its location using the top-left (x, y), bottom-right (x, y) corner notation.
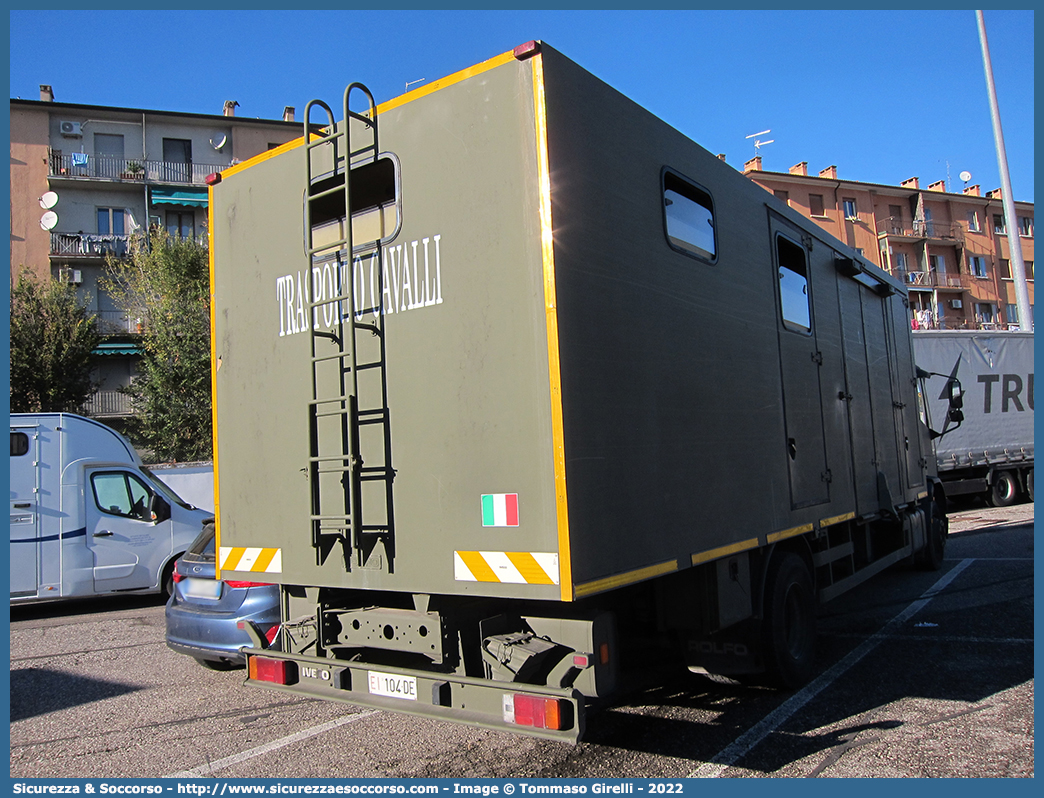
top-left (9, 501), bottom-right (1033, 779)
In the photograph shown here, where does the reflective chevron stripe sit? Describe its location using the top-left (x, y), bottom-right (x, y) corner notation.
top-left (454, 551), bottom-right (559, 585)
top-left (219, 546), bottom-right (282, 574)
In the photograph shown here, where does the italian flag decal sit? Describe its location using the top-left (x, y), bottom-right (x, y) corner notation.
top-left (481, 493), bottom-right (519, 527)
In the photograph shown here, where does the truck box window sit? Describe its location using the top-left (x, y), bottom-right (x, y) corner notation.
top-left (309, 156), bottom-right (400, 252)
top-left (10, 432), bottom-right (29, 457)
top-left (663, 170), bottom-right (716, 262)
top-left (777, 235), bottom-right (812, 334)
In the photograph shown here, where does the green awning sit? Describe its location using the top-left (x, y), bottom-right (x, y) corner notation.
top-left (151, 188), bottom-right (208, 207)
top-left (92, 342), bottom-right (142, 356)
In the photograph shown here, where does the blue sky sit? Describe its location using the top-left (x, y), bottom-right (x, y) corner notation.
top-left (9, 8), bottom-right (1035, 202)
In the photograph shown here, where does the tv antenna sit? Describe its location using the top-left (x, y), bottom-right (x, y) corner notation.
top-left (406, 78), bottom-right (426, 92)
top-left (746, 129), bottom-right (774, 157)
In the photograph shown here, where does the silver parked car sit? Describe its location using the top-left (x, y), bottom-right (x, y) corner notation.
top-left (165, 522), bottom-right (280, 670)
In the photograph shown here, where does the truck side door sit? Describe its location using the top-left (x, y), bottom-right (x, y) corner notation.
top-left (10, 427), bottom-right (40, 599)
top-left (85, 469), bottom-right (172, 592)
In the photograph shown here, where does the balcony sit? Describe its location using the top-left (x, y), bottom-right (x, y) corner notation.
top-left (80, 390), bottom-right (134, 419)
top-left (877, 217), bottom-right (965, 246)
top-left (894, 269), bottom-right (970, 290)
top-left (96, 311), bottom-right (142, 335)
top-left (51, 232), bottom-right (130, 259)
top-left (48, 151), bottom-right (228, 186)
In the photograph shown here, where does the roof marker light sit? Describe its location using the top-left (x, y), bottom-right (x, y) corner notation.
top-left (513, 41), bottom-right (541, 61)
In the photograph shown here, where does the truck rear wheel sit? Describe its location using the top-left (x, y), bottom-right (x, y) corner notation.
top-left (989, 470), bottom-right (1019, 507)
top-left (1026, 469), bottom-right (1034, 502)
top-left (762, 552), bottom-right (816, 689)
top-left (916, 501), bottom-right (947, 571)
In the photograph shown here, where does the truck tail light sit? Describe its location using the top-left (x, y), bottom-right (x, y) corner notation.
top-left (248, 655), bottom-right (297, 685)
top-left (505, 694), bottom-right (572, 731)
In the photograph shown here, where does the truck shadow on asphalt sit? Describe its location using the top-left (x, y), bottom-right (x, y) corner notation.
top-left (10, 667), bottom-right (143, 722)
top-left (572, 567), bottom-right (1032, 774)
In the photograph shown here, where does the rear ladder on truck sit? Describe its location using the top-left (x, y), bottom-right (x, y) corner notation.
top-left (302, 84), bottom-right (395, 573)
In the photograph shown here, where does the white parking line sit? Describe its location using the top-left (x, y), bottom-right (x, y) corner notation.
top-left (689, 558), bottom-right (976, 778)
top-left (164, 710), bottom-right (380, 778)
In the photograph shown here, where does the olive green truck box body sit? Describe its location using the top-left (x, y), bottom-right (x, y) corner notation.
top-left (209, 43), bottom-right (938, 740)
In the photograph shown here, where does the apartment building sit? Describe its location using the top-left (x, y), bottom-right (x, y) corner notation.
top-left (10, 86), bottom-right (302, 417)
top-left (743, 157), bottom-right (1034, 331)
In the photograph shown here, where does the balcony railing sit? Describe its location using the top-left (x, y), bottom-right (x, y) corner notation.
top-left (894, 269), bottom-right (970, 289)
top-left (80, 390), bottom-right (134, 418)
top-left (877, 217), bottom-right (965, 245)
top-left (51, 232), bottom-right (130, 258)
top-left (95, 310), bottom-right (142, 335)
top-left (48, 151), bottom-right (229, 186)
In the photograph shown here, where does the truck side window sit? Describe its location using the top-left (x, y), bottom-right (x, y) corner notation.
top-left (663, 169), bottom-right (716, 262)
top-left (10, 432), bottom-right (29, 457)
top-left (91, 471), bottom-right (153, 520)
top-left (777, 235), bottom-right (812, 334)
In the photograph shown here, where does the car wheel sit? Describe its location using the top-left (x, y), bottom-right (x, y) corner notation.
top-left (989, 470), bottom-right (1019, 507)
top-left (195, 657), bottom-right (241, 671)
top-left (161, 559), bottom-right (178, 600)
top-left (762, 551), bottom-right (817, 689)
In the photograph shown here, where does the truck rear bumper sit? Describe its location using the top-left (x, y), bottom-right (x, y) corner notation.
top-left (241, 647), bottom-right (585, 743)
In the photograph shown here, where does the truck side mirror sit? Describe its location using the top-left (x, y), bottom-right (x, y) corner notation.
top-left (150, 493), bottom-right (171, 524)
top-left (946, 378), bottom-right (964, 425)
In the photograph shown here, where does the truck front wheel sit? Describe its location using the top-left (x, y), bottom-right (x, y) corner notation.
top-left (989, 470), bottom-right (1019, 507)
top-left (762, 552), bottom-right (817, 689)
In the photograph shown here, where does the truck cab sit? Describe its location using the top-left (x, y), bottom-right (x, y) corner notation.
top-left (10, 413), bottom-right (212, 603)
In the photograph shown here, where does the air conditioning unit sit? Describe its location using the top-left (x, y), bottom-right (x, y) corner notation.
top-left (950, 299), bottom-right (963, 309)
top-left (60, 121), bottom-right (82, 137)
top-left (70, 269), bottom-right (83, 285)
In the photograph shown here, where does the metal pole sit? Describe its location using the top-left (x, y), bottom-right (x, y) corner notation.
top-left (976, 10), bottom-right (1033, 330)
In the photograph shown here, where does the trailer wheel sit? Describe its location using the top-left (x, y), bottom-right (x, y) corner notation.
top-left (989, 470), bottom-right (1019, 507)
top-left (762, 552), bottom-right (817, 688)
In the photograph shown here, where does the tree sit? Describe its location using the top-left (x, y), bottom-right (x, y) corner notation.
top-left (104, 231), bottom-right (212, 462)
top-left (10, 270), bottom-right (100, 413)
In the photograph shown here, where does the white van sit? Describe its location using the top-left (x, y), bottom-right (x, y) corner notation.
top-left (10, 413), bottom-right (212, 604)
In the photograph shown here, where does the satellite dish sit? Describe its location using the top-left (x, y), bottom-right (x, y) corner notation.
top-left (959, 170), bottom-right (972, 183)
top-left (40, 191), bottom-right (59, 209)
top-left (210, 133), bottom-right (227, 150)
top-left (40, 211), bottom-right (59, 230)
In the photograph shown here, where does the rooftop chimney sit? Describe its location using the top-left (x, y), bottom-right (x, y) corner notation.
top-left (39, 84), bottom-right (54, 102)
top-left (223, 100), bottom-right (240, 117)
top-left (818, 165), bottom-right (837, 180)
top-left (963, 184), bottom-right (982, 197)
top-left (901, 177), bottom-right (920, 189)
top-left (986, 188), bottom-right (1003, 199)
top-left (927, 180), bottom-right (946, 192)
top-left (789, 162), bottom-right (808, 176)
top-left (717, 153), bottom-right (727, 161)
top-left (283, 106), bottom-right (295, 123)
top-left (743, 156), bottom-right (762, 173)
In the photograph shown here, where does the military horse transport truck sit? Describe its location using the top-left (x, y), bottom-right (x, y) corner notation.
top-left (207, 42), bottom-right (954, 741)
